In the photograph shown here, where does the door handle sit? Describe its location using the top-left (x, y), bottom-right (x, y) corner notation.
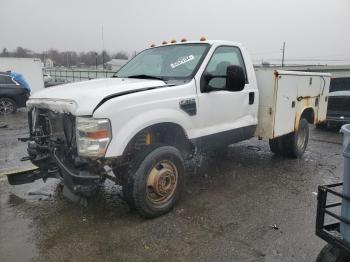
top-left (249, 92), bottom-right (255, 105)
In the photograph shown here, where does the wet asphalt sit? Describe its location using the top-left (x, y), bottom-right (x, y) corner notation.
top-left (0, 111), bottom-right (345, 262)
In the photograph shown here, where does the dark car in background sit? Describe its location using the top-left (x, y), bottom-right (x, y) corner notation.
top-left (0, 72), bottom-right (30, 115)
top-left (326, 77), bottom-right (350, 127)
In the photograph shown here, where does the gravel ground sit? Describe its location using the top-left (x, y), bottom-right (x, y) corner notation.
top-left (0, 111), bottom-right (344, 262)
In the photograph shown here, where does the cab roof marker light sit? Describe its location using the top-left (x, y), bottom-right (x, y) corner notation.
top-left (171, 39), bottom-right (177, 43)
top-left (200, 36), bottom-right (207, 41)
top-left (162, 41), bottom-right (168, 45)
top-left (150, 44), bottom-right (156, 47)
top-left (181, 38), bottom-right (187, 42)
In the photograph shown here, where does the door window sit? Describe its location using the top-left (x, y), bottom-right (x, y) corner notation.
top-left (0, 75), bottom-right (16, 85)
top-left (203, 46), bottom-right (247, 90)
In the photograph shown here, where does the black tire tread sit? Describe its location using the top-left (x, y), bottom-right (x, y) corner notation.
top-left (316, 244), bottom-right (348, 262)
top-left (0, 97), bottom-right (17, 114)
top-left (122, 145), bottom-right (184, 218)
top-left (269, 118), bottom-right (309, 158)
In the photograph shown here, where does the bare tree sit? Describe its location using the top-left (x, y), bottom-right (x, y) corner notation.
top-left (1, 48), bottom-right (9, 57)
top-left (113, 51), bottom-right (129, 60)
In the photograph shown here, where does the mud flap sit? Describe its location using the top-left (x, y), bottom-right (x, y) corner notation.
top-left (5, 167), bottom-right (52, 185)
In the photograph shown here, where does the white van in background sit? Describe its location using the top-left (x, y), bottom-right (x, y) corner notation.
top-left (0, 57), bottom-right (45, 94)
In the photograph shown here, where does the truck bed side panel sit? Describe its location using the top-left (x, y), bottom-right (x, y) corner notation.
top-left (254, 69), bottom-right (331, 139)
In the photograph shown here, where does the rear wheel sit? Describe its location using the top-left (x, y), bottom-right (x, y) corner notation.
top-left (0, 97), bottom-right (17, 115)
top-left (122, 145), bottom-right (184, 218)
top-left (316, 244), bottom-right (349, 262)
top-left (269, 118), bottom-right (309, 158)
top-left (269, 137), bottom-right (282, 155)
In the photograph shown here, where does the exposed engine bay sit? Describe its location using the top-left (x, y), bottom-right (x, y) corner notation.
top-left (15, 108), bottom-right (108, 200)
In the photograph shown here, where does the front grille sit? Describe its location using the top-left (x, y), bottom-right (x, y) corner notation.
top-left (31, 108), bottom-right (76, 147)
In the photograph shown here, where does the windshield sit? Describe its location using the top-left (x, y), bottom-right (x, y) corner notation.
top-left (114, 43), bottom-right (209, 80)
top-left (330, 77), bottom-right (350, 92)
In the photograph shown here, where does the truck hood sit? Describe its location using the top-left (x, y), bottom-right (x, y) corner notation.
top-left (28, 78), bottom-right (166, 115)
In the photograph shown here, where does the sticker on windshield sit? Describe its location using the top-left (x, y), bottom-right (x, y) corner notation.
top-left (170, 55), bottom-right (194, 69)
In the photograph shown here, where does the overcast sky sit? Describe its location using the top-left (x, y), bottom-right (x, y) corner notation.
top-left (1, 0), bottom-right (349, 64)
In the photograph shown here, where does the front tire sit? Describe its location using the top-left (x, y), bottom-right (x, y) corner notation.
top-left (122, 145), bottom-right (185, 218)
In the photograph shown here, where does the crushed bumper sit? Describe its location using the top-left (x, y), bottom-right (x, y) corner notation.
top-left (53, 150), bottom-right (102, 197)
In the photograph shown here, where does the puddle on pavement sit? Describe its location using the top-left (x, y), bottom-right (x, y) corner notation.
top-left (0, 184), bottom-right (38, 261)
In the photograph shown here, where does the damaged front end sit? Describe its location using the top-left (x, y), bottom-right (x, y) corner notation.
top-left (9, 100), bottom-right (111, 201)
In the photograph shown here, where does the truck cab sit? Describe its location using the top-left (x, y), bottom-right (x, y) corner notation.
top-left (9, 40), bottom-right (330, 218)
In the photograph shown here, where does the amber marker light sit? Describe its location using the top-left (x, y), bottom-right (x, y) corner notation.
top-left (86, 130), bottom-right (110, 139)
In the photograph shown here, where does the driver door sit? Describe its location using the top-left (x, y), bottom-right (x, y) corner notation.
top-left (195, 46), bottom-right (256, 148)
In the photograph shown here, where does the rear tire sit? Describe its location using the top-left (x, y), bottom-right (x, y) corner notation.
top-left (316, 244), bottom-right (348, 262)
top-left (269, 118), bottom-right (309, 158)
top-left (269, 137), bottom-right (282, 155)
top-left (0, 97), bottom-right (17, 115)
top-left (122, 145), bottom-right (185, 218)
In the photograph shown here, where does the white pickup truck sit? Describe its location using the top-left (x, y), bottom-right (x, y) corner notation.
top-left (9, 40), bottom-right (331, 218)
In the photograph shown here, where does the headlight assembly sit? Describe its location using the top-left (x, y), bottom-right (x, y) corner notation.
top-left (76, 117), bottom-right (112, 157)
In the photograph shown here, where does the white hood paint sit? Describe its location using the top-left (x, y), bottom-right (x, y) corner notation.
top-left (28, 78), bottom-right (166, 115)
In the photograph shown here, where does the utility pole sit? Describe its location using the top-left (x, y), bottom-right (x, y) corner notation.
top-left (281, 41), bottom-right (286, 67)
top-left (101, 25), bottom-right (105, 70)
top-left (95, 52), bottom-right (98, 70)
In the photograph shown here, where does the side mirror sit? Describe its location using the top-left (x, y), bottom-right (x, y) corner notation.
top-left (226, 65), bottom-right (245, 92)
top-left (201, 73), bottom-right (217, 92)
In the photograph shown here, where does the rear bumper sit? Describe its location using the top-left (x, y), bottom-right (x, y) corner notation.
top-left (326, 115), bottom-right (350, 125)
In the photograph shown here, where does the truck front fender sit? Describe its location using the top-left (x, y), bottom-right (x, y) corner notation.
top-left (104, 108), bottom-right (193, 158)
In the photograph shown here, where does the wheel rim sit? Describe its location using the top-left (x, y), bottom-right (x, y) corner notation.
top-left (146, 160), bottom-right (178, 205)
top-left (297, 123), bottom-right (307, 149)
top-left (0, 99), bottom-right (14, 115)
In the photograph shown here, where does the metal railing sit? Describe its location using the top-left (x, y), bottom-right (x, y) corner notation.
top-left (43, 68), bottom-right (117, 83)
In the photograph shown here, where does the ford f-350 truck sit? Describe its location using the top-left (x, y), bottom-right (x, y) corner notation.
top-left (8, 40), bottom-right (331, 218)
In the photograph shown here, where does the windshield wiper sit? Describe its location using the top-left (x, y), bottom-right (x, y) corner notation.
top-left (126, 74), bottom-right (167, 81)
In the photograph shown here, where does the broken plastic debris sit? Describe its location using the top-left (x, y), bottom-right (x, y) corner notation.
top-left (28, 191), bottom-right (52, 197)
top-left (0, 122), bottom-right (8, 128)
top-left (270, 224), bottom-right (279, 230)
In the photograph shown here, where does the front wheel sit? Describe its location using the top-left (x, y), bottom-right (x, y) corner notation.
top-left (122, 146), bottom-right (185, 218)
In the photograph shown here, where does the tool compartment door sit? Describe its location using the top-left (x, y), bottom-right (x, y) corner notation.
top-left (317, 76), bottom-right (330, 122)
top-left (273, 75), bottom-right (298, 137)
